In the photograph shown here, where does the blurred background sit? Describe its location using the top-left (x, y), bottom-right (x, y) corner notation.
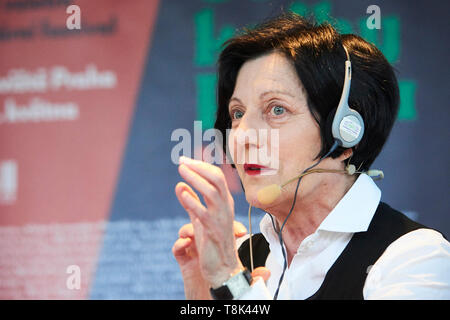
top-left (0, 0), bottom-right (448, 299)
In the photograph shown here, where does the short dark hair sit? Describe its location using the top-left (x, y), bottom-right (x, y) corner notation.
top-left (214, 12), bottom-right (399, 172)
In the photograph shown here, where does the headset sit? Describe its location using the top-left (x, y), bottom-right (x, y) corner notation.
top-left (332, 45), bottom-right (364, 148)
top-left (244, 44), bottom-right (383, 299)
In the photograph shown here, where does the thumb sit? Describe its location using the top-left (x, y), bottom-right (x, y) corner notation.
top-left (251, 267), bottom-right (271, 282)
top-left (233, 221), bottom-right (247, 238)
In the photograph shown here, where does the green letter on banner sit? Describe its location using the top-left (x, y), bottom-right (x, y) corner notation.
top-left (194, 8), bottom-right (235, 67)
top-left (398, 80), bottom-right (417, 120)
top-left (290, 1), bottom-right (353, 33)
top-left (359, 16), bottom-right (400, 64)
top-left (196, 73), bottom-right (218, 129)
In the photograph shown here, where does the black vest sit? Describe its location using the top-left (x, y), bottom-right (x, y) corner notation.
top-left (238, 202), bottom-right (431, 300)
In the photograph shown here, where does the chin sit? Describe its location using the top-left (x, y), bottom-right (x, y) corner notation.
top-left (243, 187), bottom-right (259, 206)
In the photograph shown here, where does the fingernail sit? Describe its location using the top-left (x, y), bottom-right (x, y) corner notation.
top-left (236, 224), bottom-right (247, 234)
top-left (179, 156), bottom-right (192, 164)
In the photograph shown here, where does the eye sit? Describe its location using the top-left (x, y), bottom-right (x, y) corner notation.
top-left (230, 109), bottom-right (244, 120)
top-left (270, 105), bottom-right (286, 116)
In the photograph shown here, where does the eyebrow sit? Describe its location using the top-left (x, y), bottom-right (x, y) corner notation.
top-left (229, 90), bottom-right (295, 106)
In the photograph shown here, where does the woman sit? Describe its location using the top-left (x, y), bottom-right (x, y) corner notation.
top-left (172, 12), bottom-right (449, 300)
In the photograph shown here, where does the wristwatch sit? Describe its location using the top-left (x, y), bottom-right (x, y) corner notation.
top-left (210, 268), bottom-right (252, 300)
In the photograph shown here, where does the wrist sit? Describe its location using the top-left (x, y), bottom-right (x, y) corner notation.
top-left (210, 268), bottom-right (253, 300)
top-left (210, 257), bottom-right (246, 288)
top-left (210, 266), bottom-right (243, 289)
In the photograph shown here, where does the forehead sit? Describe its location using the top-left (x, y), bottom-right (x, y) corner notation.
top-left (233, 51), bottom-right (303, 96)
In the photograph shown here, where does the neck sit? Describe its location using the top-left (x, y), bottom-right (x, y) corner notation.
top-left (267, 172), bottom-right (356, 265)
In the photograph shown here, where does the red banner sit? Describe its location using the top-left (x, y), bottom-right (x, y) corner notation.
top-left (0, 0), bottom-right (159, 298)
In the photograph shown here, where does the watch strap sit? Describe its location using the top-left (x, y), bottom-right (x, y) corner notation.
top-left (210, 268), bottom-right (252, 300)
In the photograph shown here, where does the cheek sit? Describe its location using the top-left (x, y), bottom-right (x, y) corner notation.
top-left (277, 119), bottom-right (322, 165)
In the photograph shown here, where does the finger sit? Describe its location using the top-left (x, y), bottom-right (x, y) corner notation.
top-left (251, 267), bottom-right (271, 282)
top-left (233, 221), bottom-right (247, 238)
top-left (175, 181), bottom-right (206, 222)
top-left (180, 190), bottom-right (209, 224)
top-left (175, 182), bottom-right (202, 222)
top-left (172, 237), bottom-right (192, 258)
top-left (175, 181), bottom-right (201, 203)
top-left (179, 156), bottom-right (230, 198)
top-left (179, 164), bottom-right (220, 208)
top-left (178, 223), bottom-right (194, 238)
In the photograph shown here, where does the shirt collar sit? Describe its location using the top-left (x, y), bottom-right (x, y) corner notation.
top-left (317, 173), bottom-right (381, 233)
top-left (260, 173), bottom-right (381, 238)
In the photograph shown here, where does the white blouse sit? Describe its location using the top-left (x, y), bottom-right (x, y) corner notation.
top-left (238, 174), bottom-right (450, 300)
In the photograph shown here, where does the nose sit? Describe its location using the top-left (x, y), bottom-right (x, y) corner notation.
top-left (234, 112), bottom-right (262, 149)
top-left (229, 112), bottom-right (270, 166)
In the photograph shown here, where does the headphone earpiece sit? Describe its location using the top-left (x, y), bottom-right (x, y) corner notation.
top-left (331, 45), bottom-right (365, 148)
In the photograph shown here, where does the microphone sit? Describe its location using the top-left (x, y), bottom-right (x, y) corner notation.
top-left (256, 165), bottom-right (384, 205)
top-left (256, 184), bottom-right (282, 206)
top-left (256, 168), bottom-right (346, 205)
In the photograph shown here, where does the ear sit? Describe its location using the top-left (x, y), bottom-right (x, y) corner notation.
top-left (336, 148), bottom-right (353, 162)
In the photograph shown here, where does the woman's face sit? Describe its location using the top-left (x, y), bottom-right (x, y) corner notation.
top-left (227, 51), bottom-right (325, 209)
